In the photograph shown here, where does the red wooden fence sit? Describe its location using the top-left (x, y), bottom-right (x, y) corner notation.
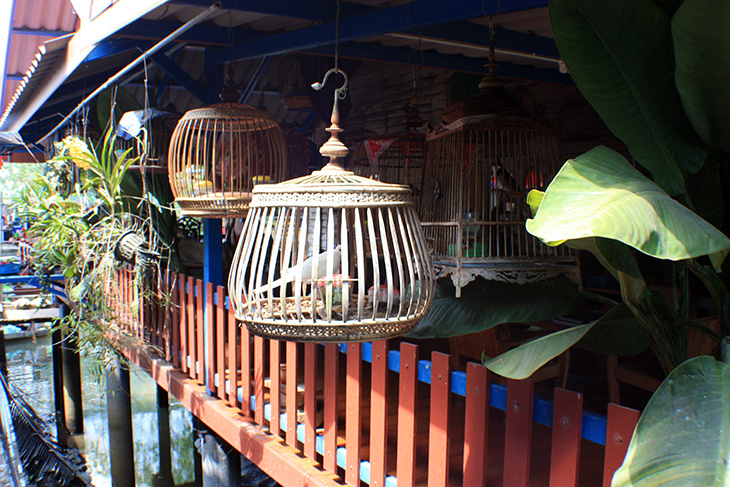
top-left (117, 268), bottom-right (639, 487)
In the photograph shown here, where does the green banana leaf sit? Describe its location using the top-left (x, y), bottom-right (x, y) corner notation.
top-left (406, 277), bottom-right (581, 339)
top-left (612, 356), bottom-right (730, 487)
top-left (673, 0), bottom-right (730, 154)
top-left (526, 146), bottom-right (730, 270)
top-left (483, 304), bottom-right (650, 380)
top-left (549, 0), bottom-right (706, 196)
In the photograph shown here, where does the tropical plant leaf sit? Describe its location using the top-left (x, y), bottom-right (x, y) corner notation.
top-left (684, 152), bottom-right (724, 229)
top-left (406, 277), bottom-right (581, 339)
top-left (549, 0), bottom-right (706, 196)
top-left (572, 304), bottom-right (652, 356)
top-left (672, 0), bottom-right (730, 154)
top-left (525, 146), bottom-right (730, 268)
top-left (483, 304), bottom-right (649, 380)
top-left (612, 356), bottom-right (730, 487)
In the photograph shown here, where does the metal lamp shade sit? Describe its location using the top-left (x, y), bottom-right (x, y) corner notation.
top-left (228, 166), bottom-right (435, 342)
top-left (167, 102), bottom-right (287, 218)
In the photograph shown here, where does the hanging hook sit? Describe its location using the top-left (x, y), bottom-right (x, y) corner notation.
top-left (312, 68), bottom-right (349, 168)
top-left (311, 68), bottom-right (349, 117)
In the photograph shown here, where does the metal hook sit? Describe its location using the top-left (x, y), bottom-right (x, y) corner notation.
top-left (311, 68), bottom-right (348, 115)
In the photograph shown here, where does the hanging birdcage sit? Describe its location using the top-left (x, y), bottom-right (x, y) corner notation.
top-left (167, 78), bottom-right (287, 218)
top-left (277, 54), bottom-right (313, 110)
top-left (350, 132), bottom-right (425, 207)
top-left (350, 95), bottom-right (426, 208)
top-left (229, 69), bottom-right (434, 342)
top-left (420, 85), bottom-right (579, 297)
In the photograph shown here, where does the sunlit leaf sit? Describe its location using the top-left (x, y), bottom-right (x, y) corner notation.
top-left (483, 304), bottom-right (649, 380)
top-left (612, 357), bottom-right (730, 487)
top-left (526, 146), bottom-right (730, 267)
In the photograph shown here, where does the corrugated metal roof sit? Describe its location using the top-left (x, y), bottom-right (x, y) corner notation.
top-left (1, 34), bottom-right (73, 129)
top-left (3, 0), bottom-right (78, 117)
top-left (2, 0), bottom-right (571, 144)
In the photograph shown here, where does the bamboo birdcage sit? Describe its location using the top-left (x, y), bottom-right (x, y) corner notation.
top-left (349, 132), bottom-right (425, 205)
top-left (420, 96), bottom-right (580, 296)
top-left (278, 54), bottom-right (313, 110)
top-left (229, 68), bottom-right (434, 342)
top-left (167, 86), bottom-right (287, 218)
top-left (350, 93), bottom-right (426, 207)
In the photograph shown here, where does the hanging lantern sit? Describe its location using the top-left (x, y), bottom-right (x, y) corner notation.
top-left (350, 90), bottom-right (426, 209)
top-left (167, 74), bottom-right (287, 218)
top-left (419, 37), bottom-right (580, 297)
top-left (229, 69), bottom-right (434, 342)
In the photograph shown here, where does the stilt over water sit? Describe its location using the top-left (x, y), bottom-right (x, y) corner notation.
top-left (62, 330), bottom-right (83, 435)
top-left (106, 354), bottom-right (134, 487)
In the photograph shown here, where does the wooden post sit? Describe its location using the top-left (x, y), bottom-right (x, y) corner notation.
top-left (51, 326), bottom-right (68, 443)
top-left (200, 426), bottom-right (241, 487)
top-left (106, 354), bottom-right (134, 487)
top-left (156, 387), bottom-right (174, 486)
top-left (62, 329), bottom-right (83, 434)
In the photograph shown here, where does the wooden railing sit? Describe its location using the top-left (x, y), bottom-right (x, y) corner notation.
top-left (116, 268), bottom-right (640, 487)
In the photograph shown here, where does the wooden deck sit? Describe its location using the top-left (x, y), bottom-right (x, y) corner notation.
top-left (116, 269), bottom-right (640, 487)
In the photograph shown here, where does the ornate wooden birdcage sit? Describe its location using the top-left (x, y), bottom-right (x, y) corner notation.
top-left (420, 87), bottom-right (580, 297)
top-left (350, 93), bottom-right (426, 207)
top-left (229, 69), bottom-right (434, 342)
top-left (167, 78), bottom-right (287, 218)
top-left (349, 132), bottom-right (425, 204)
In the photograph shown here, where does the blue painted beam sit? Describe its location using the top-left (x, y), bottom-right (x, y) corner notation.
top-left (308, 42), bottom-right (571, 85)
top-left (168, 0), bottom-right (373, 22)
top-left (205, 47), bottom-right (225, 104)
top-left (86, 38), bottom-right (151, 62)
top-left (240, 57), bottom-right (270, 104)
top-left (156, 49), bottom-right (183, 106)
top-left (417, 23), bottom-right (560, 59)
top-left (115, 19), bottom-right (259, 46)
top-left (150, 51), bottom-right (207, 103)
top-left (213, 0), bottom-right (550, 64)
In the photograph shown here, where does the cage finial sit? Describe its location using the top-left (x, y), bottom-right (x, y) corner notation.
top-left (312, 68), bottom-right (349, 168)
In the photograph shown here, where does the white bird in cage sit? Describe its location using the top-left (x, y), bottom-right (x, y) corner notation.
top-left (253, 245), bottom-right (342, 294)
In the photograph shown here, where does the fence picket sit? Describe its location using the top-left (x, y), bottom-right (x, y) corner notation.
top-left (550, 388), bottom-right (583, 487)
top-left (504, 379), bottom-right (534, 487)
top-left (463, 362), bottom-right (489, 485)
top-left (603, 404), bottom-right (640, 487)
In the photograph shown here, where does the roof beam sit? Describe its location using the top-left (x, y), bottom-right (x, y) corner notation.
top-left (416, 22), bottom-right (559, 59)
top-left (213, 0), bottom-right (549, 64)
top-left (86, 38), bottom-right (152, 62)
top-left (168, 0), bottom-right (373, 22)
top-left (308, 41), bottom-right (570, 85)
top-left (150, 51), bottom-right (207, 103)
top-left (115, 19), bottom-right (258, 46)
top-left (3, 0), bottom-right (171, 132)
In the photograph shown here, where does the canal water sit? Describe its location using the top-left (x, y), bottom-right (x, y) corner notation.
top-left (5, 333), bottom-right (282, 487)
top-left (5, 333), bottom-right (196, 486)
